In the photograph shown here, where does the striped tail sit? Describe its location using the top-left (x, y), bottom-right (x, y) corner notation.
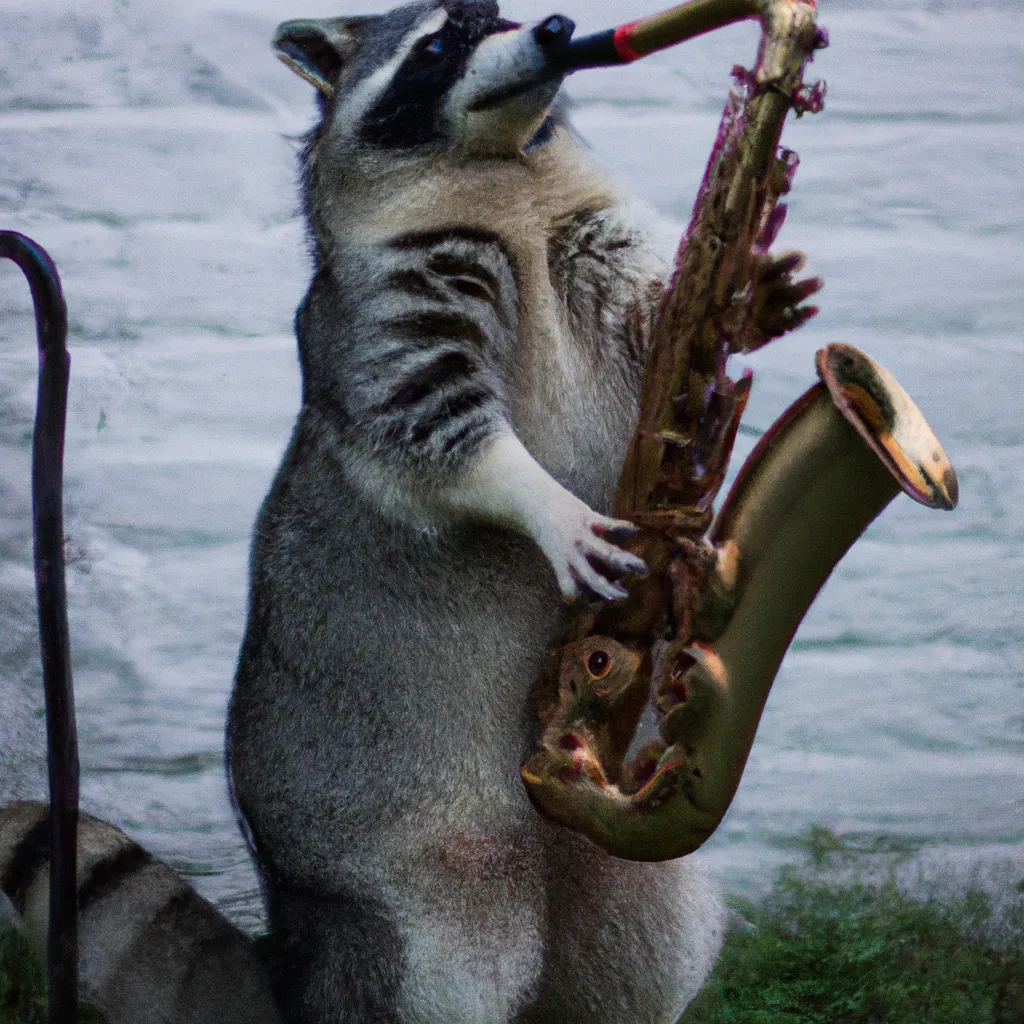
top-left (0, 802), bottom-right (279, 1024)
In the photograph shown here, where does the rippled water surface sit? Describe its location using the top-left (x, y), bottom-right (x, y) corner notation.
top-left (0, 0), bottom-right (1021, 930)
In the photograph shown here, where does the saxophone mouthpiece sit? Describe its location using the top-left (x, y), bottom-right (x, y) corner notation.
top-left (556, 0), bottom-right (764, 73)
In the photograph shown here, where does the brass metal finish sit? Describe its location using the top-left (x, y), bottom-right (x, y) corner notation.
top-left (522, 0), bottom-right (957, 861)
top-left (523, 347), bottom-right (957, 861)
top-left (627, 0), bottom-right (761, 57)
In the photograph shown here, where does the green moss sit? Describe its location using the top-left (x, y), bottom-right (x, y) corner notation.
top-left (681, 864), bottom-right (1024, 1024)
top-left (3, 840), bottom-right (1021, 1024)
top-left (0, 928), bottom-right (107, 1024)
top-left (0, 927), bottom-right (46, 1024)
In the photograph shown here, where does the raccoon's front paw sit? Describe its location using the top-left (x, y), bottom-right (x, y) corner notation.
top-left (534, 493), bottom-right (648, 603)
top-left (739, 250), bottom-right (822, 352)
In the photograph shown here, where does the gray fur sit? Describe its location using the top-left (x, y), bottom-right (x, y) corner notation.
top-left (229, 4), bottom-right (724, 1022)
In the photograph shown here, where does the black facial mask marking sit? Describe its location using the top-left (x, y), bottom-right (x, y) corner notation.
top-left (523, 114), bottom-right (556, 152)
top-left (360, 2), bottom-right (520, 150)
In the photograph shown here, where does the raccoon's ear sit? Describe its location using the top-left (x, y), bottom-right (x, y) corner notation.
top-left (273, 17), bottom-right (372, 98)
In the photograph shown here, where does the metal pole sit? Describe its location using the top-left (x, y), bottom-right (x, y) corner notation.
top-left (0, 230), bottom-right (78, 1024)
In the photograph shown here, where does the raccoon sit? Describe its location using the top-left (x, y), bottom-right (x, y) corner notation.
top-left (227, 3), bottom-right (725, 1023)
top-left (0, 801), bottom-right (280, 1024)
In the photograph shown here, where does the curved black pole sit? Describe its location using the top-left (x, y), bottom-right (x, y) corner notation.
top-left (0, 231), bottom-right (78, 1024)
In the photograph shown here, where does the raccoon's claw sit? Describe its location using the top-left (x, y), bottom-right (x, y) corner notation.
top-left (738, 248), bottom-right (822, 352)
top-left (537, 498), bottom-right (648, 603)
top-left (568, 558), bottom-right (629, 604)
top-left (566, 515), bottom-right (648, 603)
top-left (593, 521), bottom-right (643, 546)
top-left (588, 530), bottom-right (648, 578)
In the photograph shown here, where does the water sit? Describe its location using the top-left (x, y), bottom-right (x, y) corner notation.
top-left (0, 0), bottom-right (1021, 931)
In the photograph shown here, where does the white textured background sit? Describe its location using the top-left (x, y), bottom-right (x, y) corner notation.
top-left (0, 0), bottom-right (1021, 929)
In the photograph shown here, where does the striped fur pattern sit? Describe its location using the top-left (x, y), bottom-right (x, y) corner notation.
top-left (309, 227), bottom-right (516, 476)
top-left (229, 2), bottom-right (725, 1022)
top-left (0, 802), bottom-right (279, 1024)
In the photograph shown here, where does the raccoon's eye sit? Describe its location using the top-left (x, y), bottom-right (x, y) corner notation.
top-left (417, 34), bottom-right (446, 60)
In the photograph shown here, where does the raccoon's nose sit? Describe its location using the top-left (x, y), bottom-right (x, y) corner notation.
top-left (533, 14), bottom-right (575, 51)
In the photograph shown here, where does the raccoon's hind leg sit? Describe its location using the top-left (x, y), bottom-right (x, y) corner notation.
top-left (262, 882), bottom-right (405, 1024)
top-left (307, 231), bottom-right (646, 602)
top-left (519, 830), bottom-right (724, 1024)
top-left (263, 846), bottom-right (545, 1024)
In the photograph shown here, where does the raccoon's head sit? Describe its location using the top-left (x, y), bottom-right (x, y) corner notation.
top-left (275, 1), bottom-right (576, 158)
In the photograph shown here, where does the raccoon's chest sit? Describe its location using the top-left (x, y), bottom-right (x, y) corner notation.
top-left (509, 207), bottom-right (661, 511)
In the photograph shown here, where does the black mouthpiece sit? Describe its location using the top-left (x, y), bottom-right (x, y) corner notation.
top-left (558, 29), bottom-right (624, 72)
top-left (533, 14), bottom-right (576, 51)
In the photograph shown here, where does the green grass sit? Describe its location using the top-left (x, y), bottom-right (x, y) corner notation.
top-left (2, 833), bottom-right (1021, 1024)
top-left (681, 849), bottom-right (1024, 1024)
top-left (0, 928), bottom-right (107, 1024)
top-left (0, 926), bottom-right (45, 1024)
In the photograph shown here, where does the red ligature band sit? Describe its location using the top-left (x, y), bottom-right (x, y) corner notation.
top-left (613, 22), bottom-right (644, 63)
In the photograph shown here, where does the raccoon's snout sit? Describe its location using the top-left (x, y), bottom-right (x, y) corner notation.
top-left (533, 15), bottom-right (575, 53)
top-left (463, 16), bottom-right (574, 117)
top-left (444, 15), bottom-right (575, 155)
